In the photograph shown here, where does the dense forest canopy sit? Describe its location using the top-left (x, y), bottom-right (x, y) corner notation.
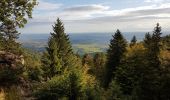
top-left (0, 0), bottom-right (170, 100)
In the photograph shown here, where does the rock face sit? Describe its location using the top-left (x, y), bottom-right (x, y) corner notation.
top-left (0, 51), bottom-right (24, 67)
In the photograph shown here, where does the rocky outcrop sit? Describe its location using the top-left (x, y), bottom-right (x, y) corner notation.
top-left (0, 51), bottom-right (24, 68)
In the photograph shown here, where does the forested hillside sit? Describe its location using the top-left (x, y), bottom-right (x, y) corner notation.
top-left (0, 0), bottom-right (170, 100)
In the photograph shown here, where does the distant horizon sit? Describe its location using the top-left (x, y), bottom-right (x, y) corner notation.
top-left (19, 31), bottom-right (170, 43)
top-left (18, 31), bottom-right (170, 53)
top-left (20, 31), bottom-right (170, 35)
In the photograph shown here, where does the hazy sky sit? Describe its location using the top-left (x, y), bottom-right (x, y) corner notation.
top-left (19, 0), bottom-right (170, 34)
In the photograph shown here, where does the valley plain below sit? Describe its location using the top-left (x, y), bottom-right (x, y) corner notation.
top-left (19, 32), bottom-right (169, 55)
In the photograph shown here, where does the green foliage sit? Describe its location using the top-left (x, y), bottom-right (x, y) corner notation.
top-left (114, 23), bottom-right (167, 100)
top-left (144, 23), bottom-right (162, 66)
top-left (104, 29), bottom-right (127, 88)
top-left (0, 63), bottom-right (24, 87)
top-left (41, 37), bottom-right (62, 79)
top-left (0, 21), bottom-right (22, 54)
top-left (4, 86), bottom-right (22, 100)
top-left (105, 81), bottom-right (124, 100)
top-left (1, 9), bottom-right (170, 100)
top-left (0, 0), bottom-right (37, 28)
top-left (93, 53), bottom-right (106, 86)
top-left (0, 1), bottom-right (36, 98)
top-left (22, 48), bottom-right (42, 82)
top-left (0, 0), bottom-right (37, 53)
top-left (41, 18), bottom-right (77, 80)
top-left (50, 18), bottom-right (75, 68)
top-left (161, 35), bottom-right (170, 50)
top-left (160, 60), bottom-right (170, 99)
top-left (115, 44), bottom-right (146, 95)
top-left (35, 70), bottom-right (84, 100)
top-left (27, 66), bottom-right (43, 82)
top-left (35, 73), bottom-right (71, 100)
top-left (138, 23), bottom-right (162, 99)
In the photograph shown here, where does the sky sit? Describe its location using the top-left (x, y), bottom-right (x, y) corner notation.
top-left (19, 0), bottom-right (170, 34)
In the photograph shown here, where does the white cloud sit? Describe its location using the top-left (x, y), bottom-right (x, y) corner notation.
top-left (78, 3), bottom-right (170, 23)
top-left (57, 4), bottom-right (110, 20)
top-left (21, 2), bottom-right (170, 33)
top-left (64, 4), bottom-right (109, 12)
top-left (32, 3), bottom-right (170, 22)
top-left (144, 0), bottom-right (170, 3)
top-left (35, 0), bottom-right (62, 11)
top-left (31, 4), bottom-right (111, 21)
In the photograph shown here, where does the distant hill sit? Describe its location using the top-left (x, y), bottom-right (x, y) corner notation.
top-left (18, 32), bottom-right (170, 55)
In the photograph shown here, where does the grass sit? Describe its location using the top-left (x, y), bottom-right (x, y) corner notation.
top-left (73, 43), bottom-right (107, 54)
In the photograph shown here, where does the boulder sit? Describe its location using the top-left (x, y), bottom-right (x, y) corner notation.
top-left (0, 51), bottom-right (24, 67)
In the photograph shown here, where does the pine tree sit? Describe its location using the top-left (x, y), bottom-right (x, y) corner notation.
top-left (38, 19), bottom-right (101, 99)
top-left (144, 32), bottom-right (152, 47)
top-left (41, 37), bottom-right (62, 79)
top-left (136, 23), bottom-right (162, 100)
top-left (41, 18), bottom-right (77, 79)
top-left (144, 23), bottom-right (162, 68)
top-left (130, 35), bottom-right (137, 47)
top-left (104, 29), bottom-right (127, 88)
top-left (50, 18), bottom-right (75, 69)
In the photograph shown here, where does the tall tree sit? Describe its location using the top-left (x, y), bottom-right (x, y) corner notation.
top-left (136, 23), bottom-right (162, 100)
top-left (104, 29), bottom-right (127, 88)
top-left (51, 18), bottom-right (75, 69)
top-left (41, 18), bottom-right (78, 79)
top-left (144, 23), bottom-right (162, 69)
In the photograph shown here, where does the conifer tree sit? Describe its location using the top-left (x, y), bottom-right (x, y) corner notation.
top-left (41, 18), bottom-right (77, 79)
top-left (50, 18), bottom-right (75, 69)
top-left (137, 23), bottom-right (162, 100)
top-left (104, 29), bottom-right (127, 88)
top-left (41, 37), bottom-right (62, 79)
top-left (130, 35), bottom-right (137, 47)
top-left (144, 23), bottom-right (162, 68)
top-left (144, 33), bottom-right (152, 47)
